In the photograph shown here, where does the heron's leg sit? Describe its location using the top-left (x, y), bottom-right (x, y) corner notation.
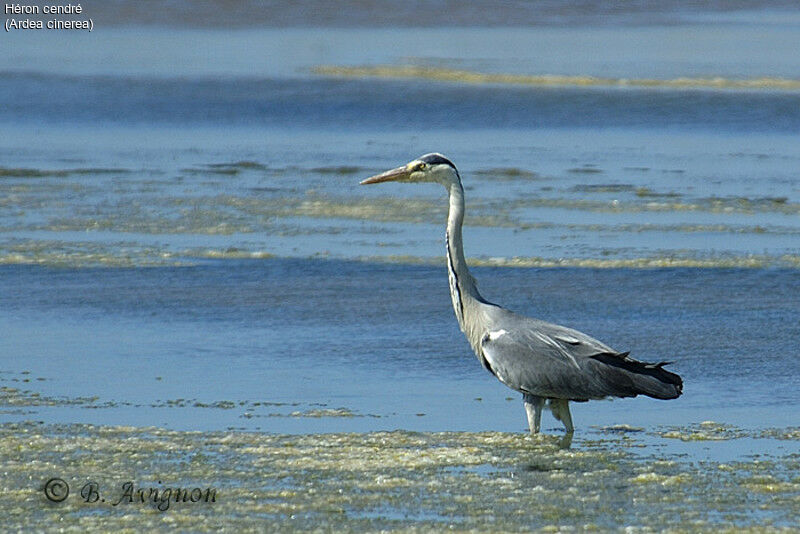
top-left (549, 399), bottom-right (574, 434)
top-left (522, 393), bottom-right (545, 433)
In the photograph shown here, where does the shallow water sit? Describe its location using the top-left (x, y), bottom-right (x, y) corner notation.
top-left (3, 2), bottom-right (800, 529)
top-left (3, 9), bottom-right (800, 268)
top-left (3, 260), bottom-right (799, 447)
top-left (2, 126), bottom-right (799, 268)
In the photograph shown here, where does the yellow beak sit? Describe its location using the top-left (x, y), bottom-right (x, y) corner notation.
top-left (360, 165), bottom-right (411, 185)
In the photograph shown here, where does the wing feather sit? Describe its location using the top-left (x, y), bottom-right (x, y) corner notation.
top-left (479, 312), bottom-right (681, 400)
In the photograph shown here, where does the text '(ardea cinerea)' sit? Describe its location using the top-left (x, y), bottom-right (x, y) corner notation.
top-left (361, 153), bottom-right (683, 437)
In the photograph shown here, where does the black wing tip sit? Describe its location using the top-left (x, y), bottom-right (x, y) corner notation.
top-left (650, 363), bottom-right (684, 399)
top-left (591, 351), bottom-right (684, 398)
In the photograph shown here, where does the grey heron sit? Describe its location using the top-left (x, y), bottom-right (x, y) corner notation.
top-left (361, 153), bottom-right (683, 437)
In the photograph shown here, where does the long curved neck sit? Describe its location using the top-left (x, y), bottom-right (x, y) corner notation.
top-left (445, 181), bottom-right (488, 349)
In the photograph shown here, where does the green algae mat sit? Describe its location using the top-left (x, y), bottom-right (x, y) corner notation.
top-left (2, 421), bottom-right (799, 531)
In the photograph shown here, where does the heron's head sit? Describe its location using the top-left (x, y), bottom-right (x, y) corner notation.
top-left (360, 153), bottom-right (460, 188)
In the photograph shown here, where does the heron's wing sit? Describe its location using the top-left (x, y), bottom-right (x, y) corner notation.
top-left (478, 315), bottom-right (679, 400)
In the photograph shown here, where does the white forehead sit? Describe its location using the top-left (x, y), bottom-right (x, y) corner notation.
top-left (409, 157), bottom-right (460, 186)
top-left (418, 153), bottom-right (457, 169)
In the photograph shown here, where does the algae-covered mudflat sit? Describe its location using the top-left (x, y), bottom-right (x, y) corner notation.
top-left (3, 421), bottom-right (799, 531)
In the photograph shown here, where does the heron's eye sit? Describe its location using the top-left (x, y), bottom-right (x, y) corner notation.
top-left (417, 163), bottom-right (427, 171)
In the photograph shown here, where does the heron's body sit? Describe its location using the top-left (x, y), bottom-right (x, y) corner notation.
top-left (361, 153), bottom-right (682, 436)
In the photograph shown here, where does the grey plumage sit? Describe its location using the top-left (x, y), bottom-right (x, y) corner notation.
top-left (479, 311), bottom-right (682, 401)
top-left (361, 153), bottom-right (683, 437)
